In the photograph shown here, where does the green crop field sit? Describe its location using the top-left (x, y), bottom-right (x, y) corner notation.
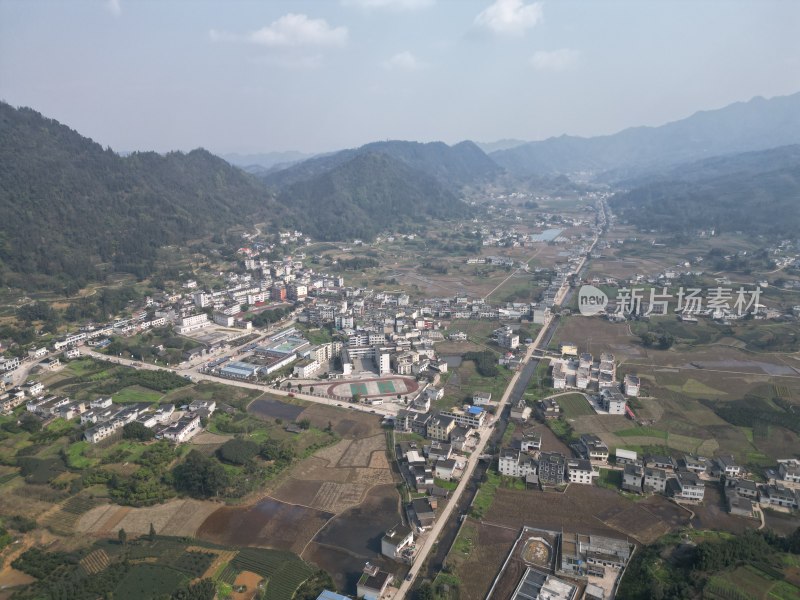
top-left (557, 393), bottom-right (594, 418)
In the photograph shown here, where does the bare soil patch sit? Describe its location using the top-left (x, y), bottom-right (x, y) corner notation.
top-left (337, 434), bottom-right (385, 467)
top-left (196, 498), bottom-right (333, 555)
top-left (76, 499), bottom-right (219, 537)
top-left (231, 571), bottom-right (263, 600)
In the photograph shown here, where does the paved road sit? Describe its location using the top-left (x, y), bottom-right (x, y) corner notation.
top-left (395, 216), bottom-right (603, 598)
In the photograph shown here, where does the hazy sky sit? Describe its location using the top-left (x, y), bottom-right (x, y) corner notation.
top-left (1, 0), bottom-right (798, 154)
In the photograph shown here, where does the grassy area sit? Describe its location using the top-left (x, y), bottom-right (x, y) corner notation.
top-left (471, 471), bottom-right (525, 518)
top-left (441, 358), bottom-right (514, 412)
top-left (65, 441), bottom-right (98, 469)
top-left (597, 468), bottom-right (622, 490)
top-left (557, 393), bottom-right (594, 418)
top-left (435, 478), bottom-right (459, 491)
top-left (547, 418), bottom-right (578, 444)
top-left (112, 386), bottom-right (163, 404)
top-left (616, 426), bottom-right (669, 439)
top-left (295, 324), bottom-right (333, 346)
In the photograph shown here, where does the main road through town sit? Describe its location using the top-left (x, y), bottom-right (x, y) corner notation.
top-left (394, 225), bottom-right (600, 599)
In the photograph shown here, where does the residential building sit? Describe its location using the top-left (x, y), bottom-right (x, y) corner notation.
top-left (177, 313), bottom-right (211, 334)
top-left (778, 459), bottom-right (800, 484)
top-left (615, 448), bottom-right (638, 465)
top-left (381, 524), bottom-right (414, 561)
top-left (622, 463), bottom-right (644, 493)
top-left (435, 458), bottom-right (458, 481)
top-left (646, 455), bottom-right (675, 471)
top-left (499, 449), bottom-right (536, 478)
top-left (440, 405), bottom-right (486, 429)
top-left (567, 459), bottom-right (597, 485)
top-left (538, 452), bottom-right (566, 486)
top-left (712, 455), bottom-right (741, 479)
top-left (426, 414), bottom-right (456, 442)
top-left (579, 434), bottom-right (609, 462)
top-left (643, 467), bottom-right (668, 493)
top-left (559, 342), bottom-right (578, 356)
top-left (682, 455), bottom-right (708, 475)
top-left (623, 374), bottom-right (640, 397)
top-left (675, 471), bottom-right (705, 502)
top-left (161, 414), bottom-right (201, 443)
top-left (293, 359), bottom-right (320, 378)
top-left (187, 399), bottom-right (216, 418)
top-left (536, 398), bottom-right (561, 420)
top-left (409, 497), bottom-right (437, 531)
top-left (552, 363), bottom-right (567, 390)
top-left (520, 431), bottom-right (542, 452)
top-left (600, 387), bottom-right (626, 414)
top-left (510, 568), bottom-right (577, 600)
top-left (356, 563), bottom-right (391, 600)
top-left (85, 419), bottom-right (123, 444)
top-left (764, 484), bottom-right (799, 509)
top-left (472, 391), bottom-right (492, 406)
top-left (510, 398), bottom-right (532, 422)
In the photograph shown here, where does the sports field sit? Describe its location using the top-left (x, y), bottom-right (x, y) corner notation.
top-left (328, 377), bottom-right (418, 399)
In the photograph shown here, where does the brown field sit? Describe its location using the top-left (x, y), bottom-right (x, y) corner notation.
top-left (487, 485), bottom-right (689, 545)
top-left (230, 571), bottom-right (263, 600)
top-left (296, 404), bottom-right (382, 438)
top-left (690, 483), bottom-right (759, 534)
top-left (197, 498), bottom-right (333, 555)
top-left (77, 499), bottom-right (220, 537)
top-left (449, 520), bottom-right (521, 600)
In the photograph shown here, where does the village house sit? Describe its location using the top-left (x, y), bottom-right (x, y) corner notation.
top-left (763, 484), bottom-right (799, 509)
top-left (510, 398), bottom-right (532, 422)
top-left (615, 448), bottom-right (638, 466)
top-left (579, 434), bottom-right (609, 462)
top-left (520, 431), bottom-right (542, 452)
top-left (434, 458), bottom-right (458, 481)
top-left (538, 452), bottom-right (566, 486)
top-left (356, 563), bottom-right (391, 600)
top-left (472, 391), bottom-right (492, 406)
top-left (536, 398), bottom-right (561, 420)
top-left (409, 497), bottom-right (437, 531)
top-left (498, 449), bottom-right (536, 478)
top-left (567, 459), bottom-right (598, 485)
top-left (161, 413), bottom-right (201, 443)
top-left (623, 374), bottom-right (640, 397)
top-left (622, 463), bottom-right (644, 493)
top-left (777, 459), bottom-right (800, 485)
top-left (643, 467), bottom-right (668, 493)
top-left (85, 419), bottom-right (123, 444)
top-left (599, 387), bottom-right (626, 414)
top-left (675, 471), bottom-right (705, 502)
top-left (712, 455), bottom-right (741, 478)
top-left (381, 524), bottom-right (414, 562)
top-left (426, 414), bottom-right (456, 442)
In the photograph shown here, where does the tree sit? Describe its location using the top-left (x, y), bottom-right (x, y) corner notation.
top-left (352, 393), bottom-right (361, 404)
top-left (123, 421), bottom-right (155, 441)
top-left (148, 523), bottom-right (156, 542)
top-left (217, 438), bottom-right (259, 465)
top-left (309, 386), bottom-right (315, 394)
top-left (172, 450), bottom-right (229, 498)
top-left (297, 419), bottom-right (311, 430)
top-left (118, 528), bottom-right (127, 547)
top-left (297, 384), bottom-right (303, 393)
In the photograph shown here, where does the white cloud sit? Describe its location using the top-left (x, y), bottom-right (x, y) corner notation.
top-left (105, 0), bottom-right (121, 17)
top-left (474, 0), bottom-right (543, 36)
top-left (383, 51), bottom-right (425, 71)
top-left (210, 14), bottom-right (348, 47)
top-left (342, 0), bottom-right (434, 9)
top-left (530, 48), bottom-right (580, 71)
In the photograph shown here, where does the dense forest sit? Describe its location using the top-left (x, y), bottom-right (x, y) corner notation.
top-left (275, 152), bottom-right (472, 241)
top-left (0, 103), bottom-right (289, 288)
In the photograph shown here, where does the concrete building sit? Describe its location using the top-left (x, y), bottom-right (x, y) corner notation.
top-left (499, 449), bottom-right (536, 478)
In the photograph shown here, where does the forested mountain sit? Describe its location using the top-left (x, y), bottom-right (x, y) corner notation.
top-left (492, 92), bottom-right (800, 179)
top-left (610, 145), bottom-right (800, 236)
top-left (261, 139), bottom-right (501, 191)
top-left (275, 151), bottom-right (471, 241)
top-left (0, 103), bottom-right (285, 287)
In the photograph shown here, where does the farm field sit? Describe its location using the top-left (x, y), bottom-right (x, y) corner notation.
top-left (550, 316), bottom-right (800, 466)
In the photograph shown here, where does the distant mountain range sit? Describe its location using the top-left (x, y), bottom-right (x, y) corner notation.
top-left (259, 139), bottom-right (502, 191)
top-left (3, 90), bottom-right (800, 286)
top-left (491, 92), bottom-right (800, 180)
top-left (222, 150), bottom-right (313, 171)
top-left (610, 144), bottom-right (800, 236)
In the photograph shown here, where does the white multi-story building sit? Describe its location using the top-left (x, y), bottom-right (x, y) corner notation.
top-left (567, 459), bottom-right (598, 485)
top-left (498, 449), bottom-right (536, 478)
top-left (177, 313), bottom-right (211, 334)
